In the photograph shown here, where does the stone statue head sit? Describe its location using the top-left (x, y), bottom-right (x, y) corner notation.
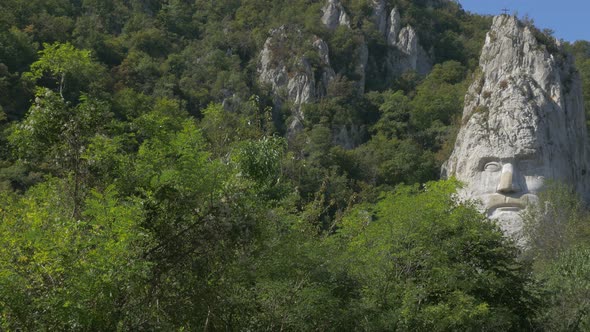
top-left (443, 15), bottom-right (590, 240)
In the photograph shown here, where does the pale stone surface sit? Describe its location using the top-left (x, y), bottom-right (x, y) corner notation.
top-left (393, 25), bottom-right (431, 75)
top-left (384, 25), bottom-right (431, 77)
top-left (443, 15), bottom-right (590, 243)
top-left (383, 7), bottom-right (432, 76)
top-left (313, 38), bottom-right (336, 98)
top-left (396, 26), bottom-right (418, 57)
top-left (258, 26), bottom-right (335, 135)
top-left (321, 0), bottom-right (350, 31)
top-left (386, 7), bottom-right (401, 47)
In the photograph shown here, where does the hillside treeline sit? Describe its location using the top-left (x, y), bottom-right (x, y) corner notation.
top-left (1, 0), bottom-right (590, 330)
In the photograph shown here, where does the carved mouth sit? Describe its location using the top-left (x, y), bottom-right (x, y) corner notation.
top-left (485, 193), bottom-right (535, 212)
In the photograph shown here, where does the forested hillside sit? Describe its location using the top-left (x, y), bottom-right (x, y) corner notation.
top-left (1, 0), bottom-right (590, 330)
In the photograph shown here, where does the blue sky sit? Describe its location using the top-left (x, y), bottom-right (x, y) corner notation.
top-left (458, 0), bottom-right (590, 42)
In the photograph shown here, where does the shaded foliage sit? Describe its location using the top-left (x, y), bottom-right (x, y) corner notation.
top-left (0, 1), bottom-right (587, 330)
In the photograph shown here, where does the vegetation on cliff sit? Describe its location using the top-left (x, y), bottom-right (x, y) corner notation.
top-left (1, 0), bottom-right (590, 330)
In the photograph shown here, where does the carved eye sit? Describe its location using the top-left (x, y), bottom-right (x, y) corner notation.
top-left (484, 162), bottom-right (501, 172)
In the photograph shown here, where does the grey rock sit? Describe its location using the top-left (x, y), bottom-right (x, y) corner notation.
top-left (313, 38), bottom-right (336, 98)
top-left (258, 26), bottom-right (335, 136)
top-left (321, 0), bottom-right (350, 31)
top-left (394, 25), bottom-right (431, 75)
top-left (386, 7), bottom-right (401, 46)
top-left (371, 0), bottom-right (388, 37)
top-left (443, 15), bottom-right (590, 243)
top-left (382, 8), bottom-right (432, 76)
top-left (396, 26), bottom-right (419, 66)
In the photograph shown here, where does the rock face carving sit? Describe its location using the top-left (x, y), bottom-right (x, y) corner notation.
top-left (443, 15), bottom-right (590, 242)
top-left (321, 0), bottom-right (350, 31)
top-left (259, 26), bottom-right (335, 135)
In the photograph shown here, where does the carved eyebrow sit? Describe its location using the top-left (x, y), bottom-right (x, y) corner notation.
top-left (476, 157), bottom-right (500, 169)
top-left (482, 162), bottom-right (502, 172)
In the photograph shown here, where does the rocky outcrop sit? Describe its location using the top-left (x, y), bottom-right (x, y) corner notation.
top-left (383, 7), bottom-right (431, 76)
top-left (321, 1), bottom-right (431, 91)
top-left (259, 26), bottom-right (335, 135)
top-left (321, 0), bottom-right (350, 31)
top-left (386, 7), bottom-right (401, 46)
top-left (443, 15), bottom-right (590, 243)
top-left (396, 25), bottom-right (431, 75)
top-left (396, 26), bottom-right (418, 58)
top-left (371, 0), bottom-right (388, 37)
top-left (320, 0), bottom-right (369, 94)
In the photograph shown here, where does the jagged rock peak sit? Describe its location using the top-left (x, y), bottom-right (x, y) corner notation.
top-left (311, 36), bottom-right (336, 98)
top-left (478, 15), bottom-right (568, 99)
top-left (258, 26), bottom-right (335, 135)
top-left (321, 0), bottom-right (350, 30)
top-left (391, 24), bottom-right (431, 75)
top-left (386, 7), bottom-right (401, 46)
top-left (443, 15), bottom-right (590, 243)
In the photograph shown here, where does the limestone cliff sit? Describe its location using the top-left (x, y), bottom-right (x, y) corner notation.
top-left (385, 7), bottom-right (431, 76)
top-left (321, 0), bottom-right (431, 89)
top-left (258, 1), bottom-right (432, 140)
top-left (321, 0), bottom-right (350, 31)
top-left (258, 26), bottom-right (335, 135)
top-left (371, 0), bottom-right (388, 37)
top-left (443, 15), bottom-right (590, 241)
top-left (386, 7), bottom-right (401, 46)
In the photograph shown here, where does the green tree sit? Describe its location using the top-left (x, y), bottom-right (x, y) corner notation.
top-left (522, 182), bottom-right (590, 263)
top-left (535, 247), bottom-right (590, 331)
top-left (372, 90), bottom-right (411, 139)
top-left (521, 182), bottom-right (590, 330)
top-left (200, 102), bottom-right (260, 157)
top-left (332, 180), bottom-right (538, 331)
top-left (410, 61), bottom-right (466, 132)
top-left (234, 136), bottom-right (286, 187)
top-left (0, 180), bottom-right (149, 330)
top-left (24, 42), bottom-right (106, 99)
top-left (359, 134), bottom-right (436, 186)
top-left (8, 91), bottom-right (112, 217)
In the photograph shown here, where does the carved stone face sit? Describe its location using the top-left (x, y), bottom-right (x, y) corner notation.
top-left (448, 113), bottom-right (575, 238)
top-left (458, 147), bottom-right (550, 221)
top-left (443, 15), bottom-right (590, 243)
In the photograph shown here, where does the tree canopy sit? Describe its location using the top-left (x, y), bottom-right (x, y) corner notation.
top-left (0, 0), bottom-right (588, 330)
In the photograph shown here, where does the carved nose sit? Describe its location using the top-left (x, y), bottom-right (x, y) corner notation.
top-left (497, 163), bottom-right (519, 193)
